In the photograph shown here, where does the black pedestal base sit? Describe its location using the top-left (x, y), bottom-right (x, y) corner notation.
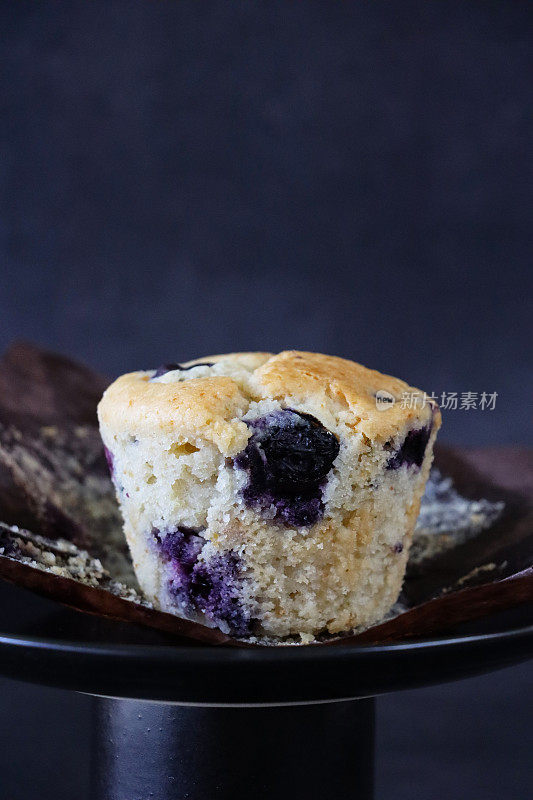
top-left (91, 696), bottom-right (375, 800)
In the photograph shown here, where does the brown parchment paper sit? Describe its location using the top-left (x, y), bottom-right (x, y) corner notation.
top-left (0, 342), bottom-right (531, 646)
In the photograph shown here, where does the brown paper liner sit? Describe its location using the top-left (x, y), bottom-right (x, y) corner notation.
top-left (0, 342), bottom-right (531, 646)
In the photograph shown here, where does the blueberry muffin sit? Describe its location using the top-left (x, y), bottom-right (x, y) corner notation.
top-left (97, 351), bottom-right (440, 641)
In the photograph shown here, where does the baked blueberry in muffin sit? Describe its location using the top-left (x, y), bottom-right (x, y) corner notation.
top-left (234, 409), bottom-right (340, 527)
top-left (98, 351), bottom-right (440, 641)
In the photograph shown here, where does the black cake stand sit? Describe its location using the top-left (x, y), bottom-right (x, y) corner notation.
top-left (0, 583), bottom-right (531, 800)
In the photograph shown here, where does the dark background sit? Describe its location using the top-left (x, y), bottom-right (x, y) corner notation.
top-left (0, 2), bottom-right (532, 798)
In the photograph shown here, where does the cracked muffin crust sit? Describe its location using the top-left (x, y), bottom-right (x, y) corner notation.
top-left (98, 350), bottom-right (440, 641)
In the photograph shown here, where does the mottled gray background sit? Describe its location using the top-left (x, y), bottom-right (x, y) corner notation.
top-left (0, 2), bottom-right (532, 798)
top-left (2, 1), bottom-right (532, 446)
